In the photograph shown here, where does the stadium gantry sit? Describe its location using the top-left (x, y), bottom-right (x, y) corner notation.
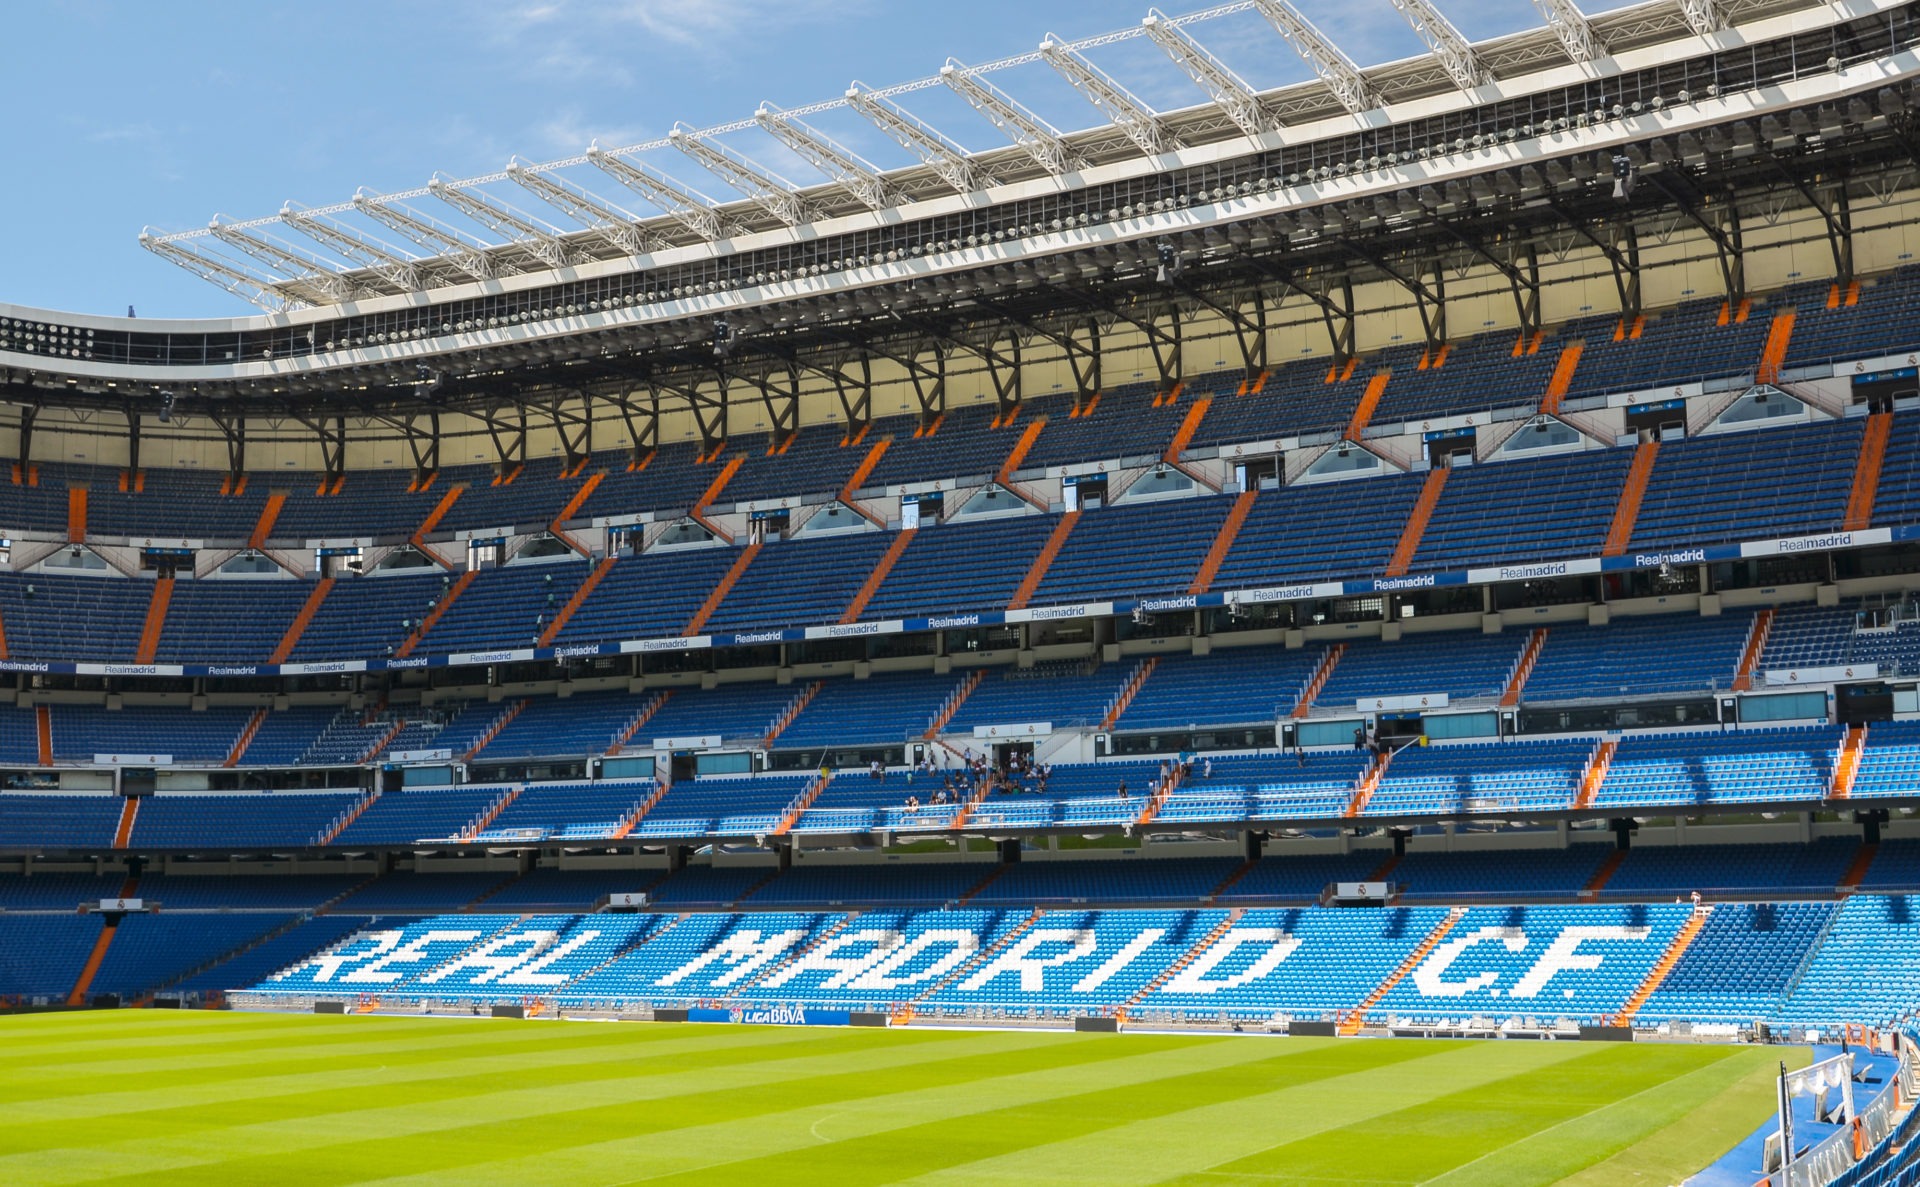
top-left (7, 5), bottom-right (1920, 1179)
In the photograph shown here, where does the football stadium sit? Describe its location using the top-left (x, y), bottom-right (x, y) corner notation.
top-left (5, 0), bottom-right (1920, 1181)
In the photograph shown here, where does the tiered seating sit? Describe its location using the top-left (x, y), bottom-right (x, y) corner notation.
top-left (1360, 738), bottom-right (1590, 816)
top-left (859, 513), bottom-right (1059, 622)
top-left (0, 793), bottom-right (120, 848)
top-left (131, 792), bottom-right (363, 849)
top-left (1636, 902), bottom-right (1838, 1023)
top-left (972, 858), bottom-right (1238, 904)
top-left (552, 912), bottom-right (753, 1007)
top-left (286, 571), bottom-right (446, 662)
top-left (550, 546), bottom-right (741, 644)
top-left (637, 683), bottom-right (802, 747)
top-left (1371, 332), bottom-right (1557, 425)
top-left (1522, 613), bottom-right (1753, 701)
top-left (1154, 752), bottom-right (1370, 823)
top-left (747, 863), bottom-right (985, 906)
top-left (1852, 721), bottom-right (1920, 801)
top-left (1559, 300), bottom-right (1767, 403)
top-left (922, 908), bottom-right (1203, 1016)
top-left (635, 773), bottom-right (812, 838)
top-left (172, 915), bottom-right (373, 995)
top-left (1142, 907), bottom-right (1448, 1021)
top-left (1368, 902), bottom-right (1692, 1025)
top-left (89, 913), bottom-right (296, 999)
top-left (478, 691), bottom-right (653, 761)
top-left (1186, 359), bottom-right (1368, 446)
top-left (860, 404), bottom-right (1010, 488)
top-left (0, 706), bottom-right (37, 765)
top-left (1412, 448), bottom-right (1635, 571)
top-left (775, 672), bottom-right (962, 750)
top-left (329, 787), bottom-right (503, 846)
top-left (1316, 632), bottom-right (1522, 707)
top-left (155, 580), bottom-right (311, 664)
top-left (254, 915), bottom-right (523, 993)
top-left (1210, 471), bottom-right (1426, 588)
top-left (414, 560), bottom-right (593, 653)
top-left (1870, 411), bottom-right (1920, 528)
top-left (1116, 644), bottom-right (1320, 731)
top-left (327, 872), bottom-right (509, 914)
top-left (647, 865), bottom-right (778, 906)
top-left (50, 705), bottom-right (253, 765)
top-left (0, 915), bottom-right (105, 1000)
top-left (1391, 846), bottom-right (1611, 901)
top-left (1772, 895), bottom-right (1920, 1026)
top-left (702, 531), bottom-right (894, 633)
top-left (1591, 726), bottom-right (1836, 809)
top-left (1027, 496), bottom-right (1229, 606)
top-left (1783, 268), bottom-right (1920, 368)
top-left (0, 572), bottom-right (154, 663)
top-left (482, 780), bottom-right (652, 841)
top-left (1629, 419), bottom-right (1862, 551)
top-left (943, 662), bottom-right (1120, 733)
top-left (575, 441), bottom-right (722, 522)
top-left (240, 705), bottom-right (340, 767)
top-left (1602, 839), bottom-right (1860, 896)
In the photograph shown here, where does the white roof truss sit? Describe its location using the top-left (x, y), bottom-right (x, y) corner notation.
top-left (668, 124), bottom-right (810, 227)
top-left (940, 60), bottom-right (1080, 176)
top-left (755, 102), bottom-right (893, 211)
top-left (505, 159), bottom-right (658, 258)
top-left (1038, 34), bottom-right (1178, 157)
top-left (1248, 0), bottom-right (1377, 116)
top-left (585, 145), bottom-right (731, 242)
top-left (1140, 9), bottom-right (1270, 139)
top-left (1387, 0), bottom-right (1490, 90)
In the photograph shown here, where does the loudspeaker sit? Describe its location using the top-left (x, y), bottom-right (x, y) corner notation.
top-left (1289, 1020), bottom-right (1339, 1037)
top-left (1073, 1016), bottom-right (1120, 1033)
top-left (849, 1012), bottom-right (890, 1028)
top-left (490, 1005), bottom-right (526, 1020)
top-left (653, 1008), bottom-right (690, 1023)
top-left (1578, 1025), bottom-right (1634, 1042)
top-left (314, 1001), bottom-right (347, 1014)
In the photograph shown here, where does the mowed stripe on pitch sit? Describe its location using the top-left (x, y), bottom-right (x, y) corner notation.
top-left (0, 1025), bottom-right (1162, 1185)
top-left (885, 1038), bottom-right (1604, 1186)
top-left (350, 1037), bottom-right (1413, 1186)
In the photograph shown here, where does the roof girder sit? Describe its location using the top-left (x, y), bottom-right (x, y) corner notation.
top-left (1141, 9), bottom-right (1270, 140)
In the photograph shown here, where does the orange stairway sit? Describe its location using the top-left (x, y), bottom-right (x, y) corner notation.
top-left (537, 556), bottom-right (616, 646)
top-left (134, 576), bottom-right (174, 664)
top-left (924, 670), bottom-right (984, 739)
top-left (459, 783), bottom-right (525, 842)
top-left (1731, 609), bottom-right (1775, 693)
top-left (67, 487), bottom-right (87, 544)
top-left (683, 542), bottom-right (761, 635)
top-left (223, 708), bottom-right (269, 768)
top-left (270, 578), bottom-right (334, 664)
top-left (248, 492), bottom-right (286, 549)
top-left (0, 599), bottom-right (10, 660)
top-left (1290, 644), bottom-right (1344, 718)
top-left (1500, 628), bottom-right (1548, 707)
top-left (1189, 489), bottom-right (1256, 594)
top-left (1614, 906), bottom-right (1713, 1024)
top-left (607, 691), bottom-right (672, 757)
top-left (996, 419), bottom-right (1047, 484)
top-left (1344, 372), bottom-right (1390, 439)
top-left (1830, 724), bottom-right (1867, 801)
top-left (1844, 411), bottom-right (1893, 531)
top-left (1163, 397), bottom-right (1213, 462)
top-left (548, 472), bottom-right (605, 553)
top-left (1006, 511), bottom-right (1080, 611)
top-left (610, 780), bottom-right (671, 839)
top-left (1537, 341), bottom-right (1584, 415)
top-left (410, 485), bottom-right (463, 542)
top-left (395, 569), bottom-right (476, 658)
top-left (1574, 739), bottom-right (1618, 810)
top-left (358, 719), bottom-right (409, 765)
top-left (1602, 440), bottom-right (1660, 555)
top-left (67, 893), bottom-right (136, 1006)
top-left (1756, 308), bottom-right (1797, 385)
top-left (690, 456), bottom-right (743, 523)
top-left (1384, 468), bottom-right (1449, 577)
top-left (1099, 657), bottom-right (1158, 730)
top-left (763, 681), bottom-right (825, 747)
top-left (464, 700), bottom-right (528, 762)
top-left (1120, 909), bottom-right (1244, 1012)
top-left (1338, 907), bottom-right (1466, 1034)
top-left (773, 772), bottom-right (831, 836)
top-left (839, 439), bottom-right (890, 501)
top-left (1582, 845), bottom-right (1627, 893)
top-left (1839, 841), bottom-right (1879, 890)
top-left (112, 796), bottom-right (140, 849)
top-left (315, 790), bottom-right (379, 845)
top-left (841, 529), bottom-right (915, 623)
top-left (35, 706), bottom-right (52, 766)
top-left (1343, 748), bottom-right (1394, 817)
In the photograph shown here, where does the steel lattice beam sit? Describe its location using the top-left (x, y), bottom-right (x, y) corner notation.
top-left (1677, 0), bottom-right (1727, 35)
top-left (1387, 0), bottom-right (1489, 90)
top-left (427, 175), bottom-right (579, 270)
top-left (668, 124), bottom-right (809, 227)
top-left (1038, 34), bottom-right (1177, 157)
top-left (351, 191), bottom-right (501, 281)
top-left (754, 102), bottom-right (893, 211)
top-left (585, 144), bottom-right (730, 241)
top-left (279, 203), bottom-right (424, 292)
top-left (137, 233), bottom-right (303, 312)
top-left (1531, 0), bottom-right (1602, 63)
top-left (1248, 0), bottom-right (1376, 116)
top-left (206, 216), bottom-right (361, 304)
top-left (845, 82), bottom-right (981, 195)
top-left (505, 159), bottom-right (658, 258)
top-left (1141, 9), bottom-right (1269, 139)
top-left (941, 59), bottom-right (1080, 176)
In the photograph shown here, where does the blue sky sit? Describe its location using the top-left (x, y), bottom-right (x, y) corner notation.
top-left (2, 0), bottom-right (1633, 319)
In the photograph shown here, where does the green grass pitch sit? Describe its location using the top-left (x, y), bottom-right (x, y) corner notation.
top-left (0, 1011), bottom-right (1808, 1185)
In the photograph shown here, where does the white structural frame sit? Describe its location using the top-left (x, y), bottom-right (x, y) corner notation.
top-left (845, 82), bottom-right (983, 196)
top-left (584, 145), bottom-right (731, 242)
top-left (351, 192), bottom-right (502, 282)
top-left (1530, 0), bottom-right (1603, 63)
top-left (668, 124), bottom-right (810, 227)
top-left (940, 60), bottom-right (1080, 176)
top-left (1248, 0), bottom-right (1377, 115)
top-left (1140, 9), bottom-right (1270, 139)
top-left (206, 217), bottom-right (361, 304)
top-left (505, 160), bottom-right (658, 258)
top-left (426, 175), bottom-right (579, 270)
top-left (1039, 34), bottom-right (1178, 157)
top-left (1387, 0), bottom-right (1490, 90)
top-left (753, 103), bottom-right (893, 211)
